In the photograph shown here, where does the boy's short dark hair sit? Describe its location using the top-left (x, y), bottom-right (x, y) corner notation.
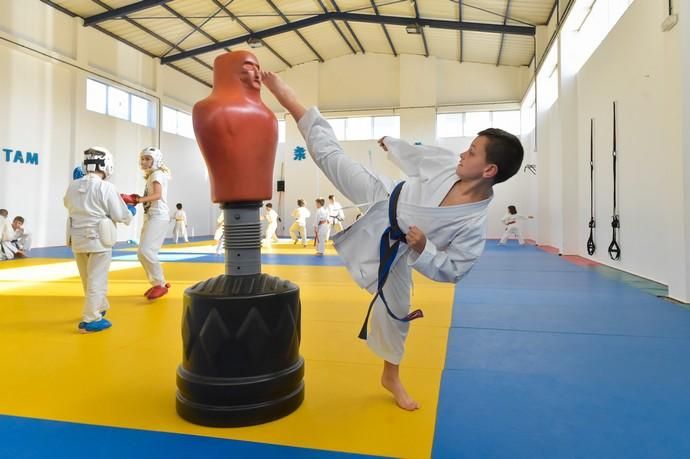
top-left (176, 203), bottom-right (182, 209)
top-left (316, 198), bottom-right (325, 206)
top-left (328, 195), bottom-right (334, 200)
top-left (0, 209), bottom-right (7, 217)
top-left (478, 128), bottom-right (524, 184)
top-left (265, 203), bottom-right (272, 208)
top-left (297, 199), bottom-right (305, 207)
top-left (13, 216), bottom-right (24, 223)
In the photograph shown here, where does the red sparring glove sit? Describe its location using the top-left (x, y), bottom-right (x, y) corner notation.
top-left (120, 193), bottom-right (140, 205)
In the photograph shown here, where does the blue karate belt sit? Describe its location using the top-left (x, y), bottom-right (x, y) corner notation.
top-left (358, 181), bottom-right (424, 340)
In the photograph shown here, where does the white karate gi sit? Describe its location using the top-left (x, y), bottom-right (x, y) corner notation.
top-left (264, 208), bottom-right (279, 243)
top-left (290, 207), bottom-right (311, 246)
top-left (0, 216), bottom-right (17, 260)
top-left (173, 209), bottom-right (189, 243)
top-left (499, 213), bottom-right (528, 245)
top-left (326, 201), bottom-right (345, 240)
top-left (298, 107), bottom-right (491, 364)
top-left (64, 174), bottom-right (132, 322)
top-left (314, 206), bottom-right (329, 254)
top-left (137, 170), bottom-right (169, 287)
top-left (13, 227), bottom-right (32, 252)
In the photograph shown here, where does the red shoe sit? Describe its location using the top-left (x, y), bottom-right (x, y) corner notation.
top-left (146, 283), bottom-right (170, 300)
top-left (144, 283), bottom-right (170, 297)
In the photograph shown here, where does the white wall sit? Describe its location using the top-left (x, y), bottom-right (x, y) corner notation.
top-left (0, 0), bottom-right (214, 247)
top-left (1, 0), bottom-right (531, 247)
top-left (530, 0), bottom-right (690, 301)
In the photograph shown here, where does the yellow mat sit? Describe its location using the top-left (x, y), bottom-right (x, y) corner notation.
top-left (0, 257), bottom-right (453, 458)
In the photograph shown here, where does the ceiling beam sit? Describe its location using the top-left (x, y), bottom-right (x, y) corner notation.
top-left (370, 1), bottom-right (397, 57)
top-left (161, 12), bottom-right (535, 64)
top-left (412, 0), bottom-right (429, 57)
top-left (458, 0), bottom-right (463, 62)
top-left (209, 0), bottom-right (292, 69)
top-left (265, 0), bottom-right (324, 62)
top-left (83, 0), bottom-right (172, 27)
top-left (316, 0), bottom-right (356, 54)
top-left (496, 0), bottom-right (512, 66)
top-left (330, 0), bottom-right (366, 53)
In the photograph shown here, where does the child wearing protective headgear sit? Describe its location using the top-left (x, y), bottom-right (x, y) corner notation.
top-left (124, 147), bottom-right (172, 300)
top-left (64, 147), bottom-right (134, 333)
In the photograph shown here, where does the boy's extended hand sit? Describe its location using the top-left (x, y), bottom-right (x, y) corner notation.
top-left (407, 225), bottom-right (426, 253)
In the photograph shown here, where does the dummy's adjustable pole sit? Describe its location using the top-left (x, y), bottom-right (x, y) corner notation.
top-left (222, 202), bottom-right (261, 275)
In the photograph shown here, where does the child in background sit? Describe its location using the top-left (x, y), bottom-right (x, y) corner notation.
top-left (172, 203), bottom-right (189, 244)
top-left (313, 198), bottom-right (329, 255)
top-left (499, 205), bottom-right (533, 245)
top-left (290, 199), bottom-right (311, 247)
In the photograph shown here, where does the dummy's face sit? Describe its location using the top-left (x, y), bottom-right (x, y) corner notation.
top-left (140, 155), bottom-right (154, 170)
top-left (457, 136), bottom-right (496, 181)
top-left (239, 58), bottom-right (261, 90)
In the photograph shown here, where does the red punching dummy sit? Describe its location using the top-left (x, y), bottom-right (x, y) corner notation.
top-left (193, 51), bottom-right (278, 203)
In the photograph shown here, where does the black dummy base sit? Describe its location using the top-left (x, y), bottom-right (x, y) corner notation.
top-left (176, 271), bottom-right (304, 427)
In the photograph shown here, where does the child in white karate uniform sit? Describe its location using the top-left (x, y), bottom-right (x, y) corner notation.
top-left (172, 203), bottom-right (189, 243)
top-left (263, 72), bottom-right (524, 411)
top-left (313, 198), bottom-right (329, 255)
top-left (124, 147), bottom-right (171, 300)
top-left (263, 202), bottom-right (279, 244)
top-left (499, 205), bottom-right (533, 245)
top-left (64, 147), bottom-right (133, 333)
top-left (289, 199), bottom-right (311, 247)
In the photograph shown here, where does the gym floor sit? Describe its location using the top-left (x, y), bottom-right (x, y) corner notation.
top-left (1, 239), bottom-right (689, 458)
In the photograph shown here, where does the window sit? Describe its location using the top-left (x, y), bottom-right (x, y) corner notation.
top-left (492, 111), bottom-right (521, 136)
top-left (328, 118), bottom-right (346, 140)
top-left (345, 117), bottom-right (372, 141)
top-left (537, 45), bottom-right (559, 110)
top-left (130, 95), bottom-right (151, 127)
top-left (278, 120), bottom-right (286, 143)
top-left (521, 83), bottom-right (536, 134)
top-left (86, 79), bottom-right (106, 114)
top-left (464, 112), bottom-right (491, 137)
top-left (86, 78), bottom-right (155, 127)
top-left (326, 115), bottom-right (400, 141)
top-left (162, 106), bottom-right (195, 139)
top-left (563, 0), bottom-right (635, 73)
top-left (437, 113), bottom-right (462, 138)
top-left (373, 116), bottom-right (400, 139)
top-left (437, 110), bottom-right (521, 138)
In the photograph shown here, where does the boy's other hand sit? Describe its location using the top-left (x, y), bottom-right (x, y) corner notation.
top-left (378, 137), bottom-right (388, 152)
top-left (407, 225), bottom-right (426, 253)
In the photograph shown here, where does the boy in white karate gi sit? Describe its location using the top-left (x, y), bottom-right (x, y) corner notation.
top-left (263, 72), bottom-right (524, 411)
top-left (289, 199), bottom-right (311, 247)
top-left (499, 205), bottom-right (533, 245)
top-left (64, 147), bottom-right (133, 332)
top-left (263, 202), bottom-right (279, 244)
top-left (172, 203), bottom-right (189, 244)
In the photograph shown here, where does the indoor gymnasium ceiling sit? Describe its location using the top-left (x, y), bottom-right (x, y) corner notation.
top-left (40, 0), bottom-right (556, 87)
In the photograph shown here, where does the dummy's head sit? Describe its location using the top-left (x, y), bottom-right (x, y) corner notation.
top-left (12, 216), bottom-right (24, 231)
top-left (508, 205), bottom-right (517, 215)
top-left (83, 147), bottom-right (114, 179)
top-left (0, 209), bottom-right (7, 218)
top-left (140, 147), bottom-right (163, 171)
top-left (213, 51), bottom-right (262, 92)
top-left (176, 203), bottom-right (183, 210)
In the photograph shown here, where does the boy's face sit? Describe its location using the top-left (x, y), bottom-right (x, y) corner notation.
top-left (12, 220), bottom-right (22, 231)
top-left (457, 136), bottom-right (497, 181)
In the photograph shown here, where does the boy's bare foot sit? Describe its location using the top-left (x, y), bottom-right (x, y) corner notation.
top-left (381, 361), bottom-right (420, 411)
top-left (260, 71), bottom-right (306, 121)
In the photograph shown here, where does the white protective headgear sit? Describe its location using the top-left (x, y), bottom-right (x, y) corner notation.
top-left (140, 147), bottom-right (163, 169)
top-left (83, 146), bottom-right (114, 178)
